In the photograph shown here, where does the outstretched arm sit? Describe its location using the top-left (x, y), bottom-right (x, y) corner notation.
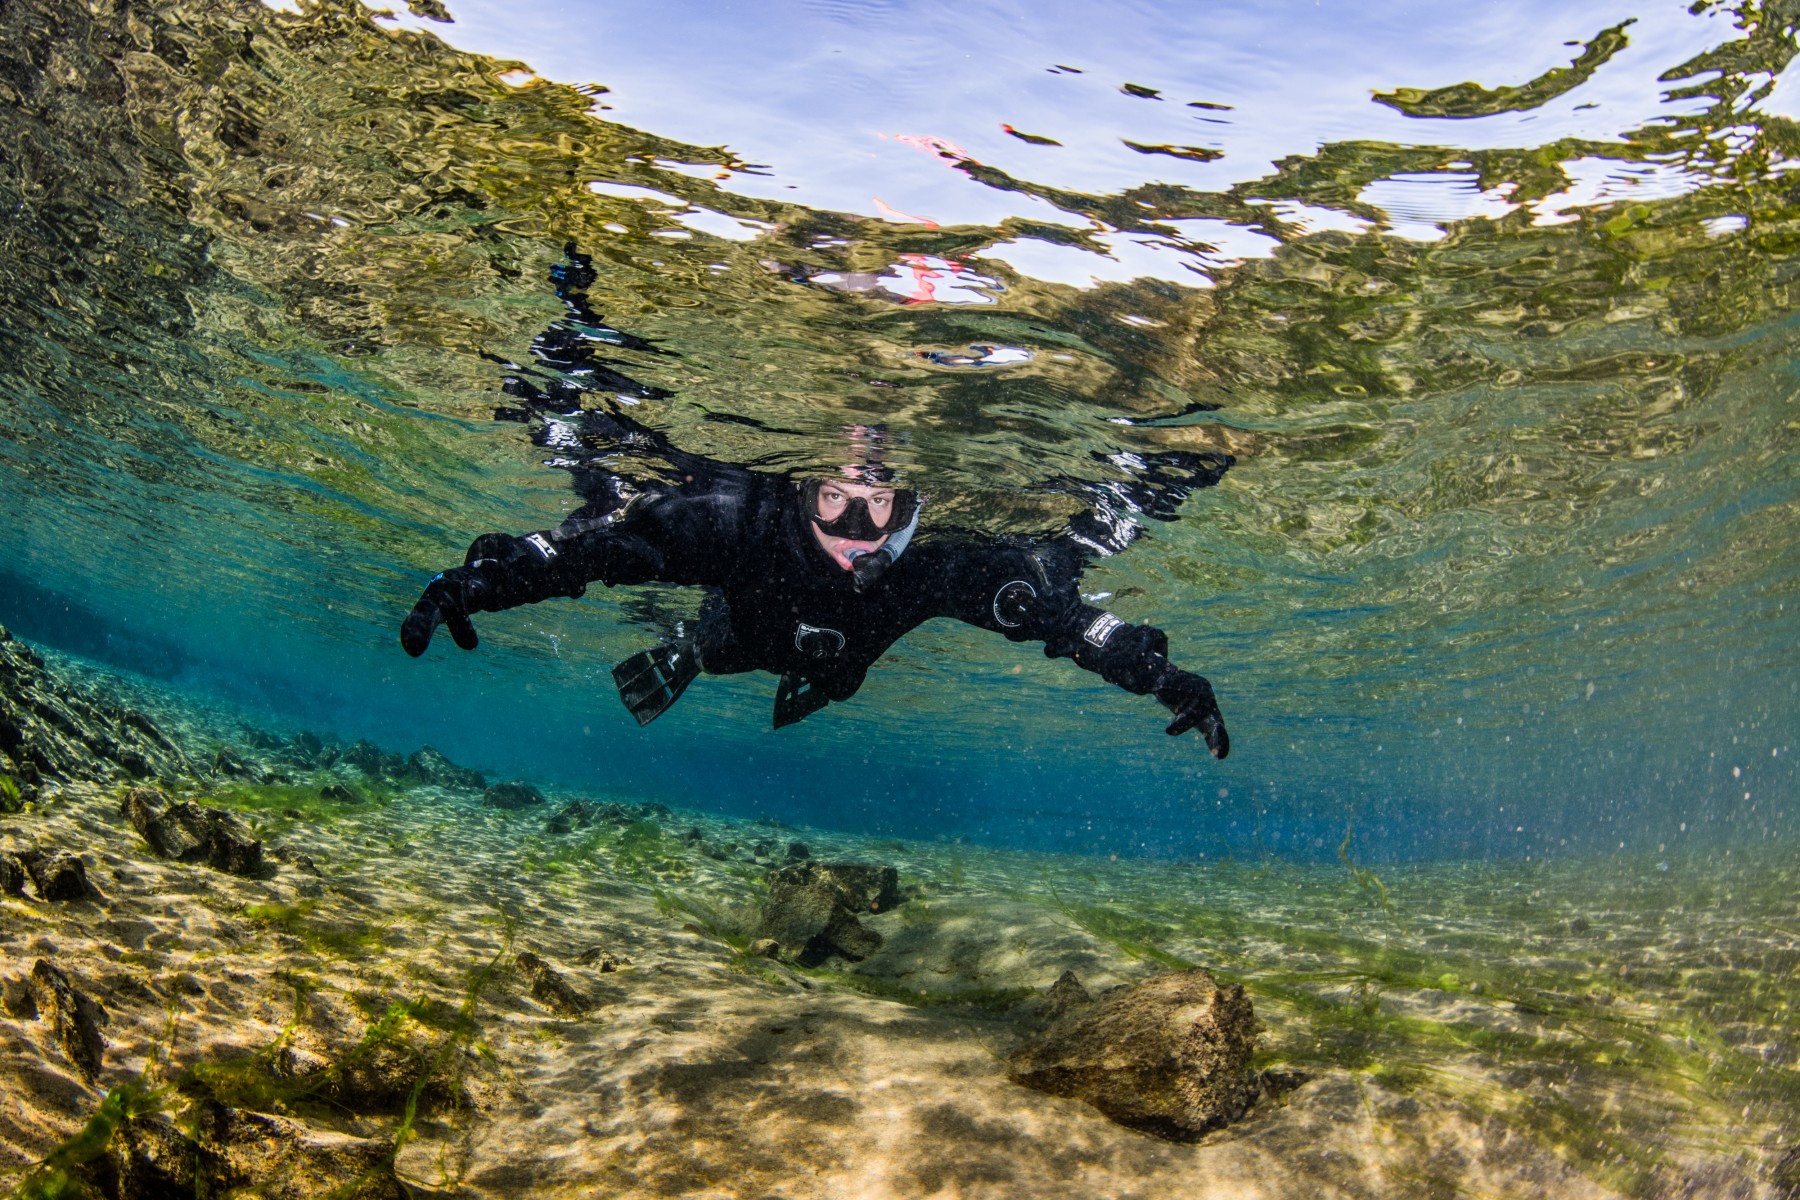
top-left (399, 481), bottom-right (746, 657)
top-left (944, 545), bottom-right (1229, 758)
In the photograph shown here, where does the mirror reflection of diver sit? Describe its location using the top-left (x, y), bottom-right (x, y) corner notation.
top-left (398, 249), bottom-right (1232, 756)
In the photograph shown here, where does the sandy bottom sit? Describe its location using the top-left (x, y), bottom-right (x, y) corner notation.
top-left (0, 687), bottom-right (1795, 1197)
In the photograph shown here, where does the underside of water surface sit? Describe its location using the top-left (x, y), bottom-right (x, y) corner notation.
top-left (1, 0), bottom-right (1797, 1195)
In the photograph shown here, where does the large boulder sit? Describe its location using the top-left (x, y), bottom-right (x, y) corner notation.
top-left (756, 861), bottom-right (903, 966)
top-left (1006, 968), bottom-right (1258, 1142)
top-left (122, 786), bottom-right (264, 875)
top-left (482, 781), bottom-right (544, 810)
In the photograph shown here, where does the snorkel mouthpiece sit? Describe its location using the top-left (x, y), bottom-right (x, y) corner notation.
top-left (844, 500), bottom-right (919, 593)
top-left (847, 547), bottom-right (891, 593)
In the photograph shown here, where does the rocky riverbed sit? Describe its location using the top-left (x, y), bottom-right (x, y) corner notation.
top-left (1, 627), bottom-right (1795, 1198)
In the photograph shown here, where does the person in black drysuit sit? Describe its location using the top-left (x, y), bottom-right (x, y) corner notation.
top-left (396, 248), bottom-right (1232, 756)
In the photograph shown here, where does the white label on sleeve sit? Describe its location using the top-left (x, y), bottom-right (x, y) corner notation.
top-left (1083, 612), bottom-right (1125, 648)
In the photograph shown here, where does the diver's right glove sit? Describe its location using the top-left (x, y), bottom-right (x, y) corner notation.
top-left (399, 532), bottom-right (584, 657)
top-left (1153, 668), bottom-right (1230, 759)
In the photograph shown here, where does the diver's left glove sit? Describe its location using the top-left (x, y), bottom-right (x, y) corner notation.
top-left (399, 532), bottom-right (584, 657)
top-left (1153, 668), bottom-right (1230, 759)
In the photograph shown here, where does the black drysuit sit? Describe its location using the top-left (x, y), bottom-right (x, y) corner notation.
top-left (400, 466), bottom-right (1229, 751)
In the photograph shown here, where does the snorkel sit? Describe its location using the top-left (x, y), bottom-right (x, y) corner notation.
top-left (845, 499), bottom-right (921, 593)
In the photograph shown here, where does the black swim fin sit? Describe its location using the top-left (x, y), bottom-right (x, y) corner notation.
top-left (612, 642), bottom-right (700, 726)
top-left (772, 671), bottom-right (831, 729)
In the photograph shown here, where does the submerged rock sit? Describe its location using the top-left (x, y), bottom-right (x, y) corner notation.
top-left (483, 781), bottom-right (544, 810)
top-left (1006, 968), bottom-right (1258, 1142)
top-left (23, 959), bottom-right (108, 1081)
top-left (571, 946), bottom-right (631, 972)
top-left (15, 848), bottom-right (98, 901)
top-left (122, 786), bottom-right (264, 875)
top-left (106, 1113), bottom-right (203, 1198)
top-left (1010, 969), bottom-right (1096, 1031)
top-left (319, 782), bottom-right (366, 805)
top-left (341, 738), bottom-right (404, 779)
top-left (191, 1099), bottom-right (406, 1200)
top-left (211, 745), bottom-right (254, 778)
top-left (546, 799), bottom-right (595, 835)
top-left (403, 744), bottom-right (485, 790)
top-left (0, 628), bottom-right (186, 786)
top-left (515, 950), bottom-right (591, 1016)
top-left (757, 861), bottom-right (904, 966)
top-left (0, 852), bottom-right (25, 897)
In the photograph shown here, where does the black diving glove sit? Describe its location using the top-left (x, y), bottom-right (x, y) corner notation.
top-left (399, 533), bottom-right (582, 657)
top-left (1153, 668), bottom-right (1230, 759)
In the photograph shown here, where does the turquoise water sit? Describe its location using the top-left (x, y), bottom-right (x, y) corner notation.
top-left (2, 0), bottom-right (1797, 866)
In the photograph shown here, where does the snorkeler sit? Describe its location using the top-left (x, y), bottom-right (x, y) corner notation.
top-left (397, 246), bottom-right (1231, 755)
top-left (398, 455), bottom-right (1229, 755)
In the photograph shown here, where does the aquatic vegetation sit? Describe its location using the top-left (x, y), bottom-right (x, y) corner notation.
top-left (606, 820), bottom-right (696, 882)
top-left (1, 1082), bottom-right (163, 1200)
top-left (1335, 815), bottom-right (1394, 915)
top-left (238, 899), bottom-right (389, 960)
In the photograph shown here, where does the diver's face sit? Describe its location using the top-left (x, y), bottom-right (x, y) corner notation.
top-left (809, 479), bottom-right (895, 571)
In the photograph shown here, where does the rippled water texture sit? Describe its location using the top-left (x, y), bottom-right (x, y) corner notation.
top-left (1, 0), bottom-right (1796, 857)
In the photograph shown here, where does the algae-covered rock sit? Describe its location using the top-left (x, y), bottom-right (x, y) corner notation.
top-left (756, 861), bottom-right (903, 966)
top-left (515, 950), bottom-right (591, 1016)
top-left (25, 958), bottom-right (108, 1081)
top-left (1007, 968), bottom-right (1258, 1142)
top-left (483, 780), bottom-right (544, 810)
top-left (16, 848), bottom-right (98, 901)
top-left (122, 786), bottom-right (264, 875)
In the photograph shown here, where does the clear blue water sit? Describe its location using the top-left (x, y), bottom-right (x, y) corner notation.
top-left (2, 0), bottom-right (1796, 864)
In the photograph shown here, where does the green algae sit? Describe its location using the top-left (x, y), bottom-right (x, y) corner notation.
top-left (239, 899), bottom-right (388, 960)
top-left (1, 1082), bottom-right (163, 1200)
top-left (1336, 816), bottom-right (1395, 915)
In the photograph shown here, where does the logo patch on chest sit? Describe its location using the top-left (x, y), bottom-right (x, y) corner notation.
top-left (794, 622), bottom-right (847, 659)
top-left (1083, 612), bottom-right (1126, 648)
